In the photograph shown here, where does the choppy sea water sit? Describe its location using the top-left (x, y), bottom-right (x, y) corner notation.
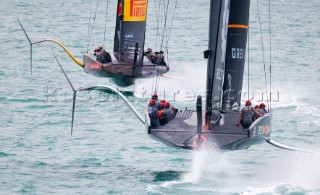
top-left (1, 0), bottom-right (320, 194)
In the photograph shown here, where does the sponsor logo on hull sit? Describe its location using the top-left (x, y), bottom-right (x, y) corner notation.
top-left (86, 62), bottom-right (102, 71)
top-left (253, 125), bottom-right (270, 137)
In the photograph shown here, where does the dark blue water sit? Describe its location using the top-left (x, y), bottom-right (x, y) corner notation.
top-left (1, 0), bottom-right (320, 194)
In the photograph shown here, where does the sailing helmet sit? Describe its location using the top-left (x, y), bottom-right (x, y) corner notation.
top-left (152, 94), bottom-right (158, 100)
top-left (164, 102), bottom-right (170, 108)
top-left (245, 100), bottom-right (252, 106)
top-left (160, 100), bottom-right (166, 108)
top-left (94, 45), bottom-right (103, 52)
top-left (254, 105), bottom-right (260, 109)
top-left (149, 100), bottom-right (156, 106)
top-left (260, 103), bottom-right (266, 108)
top-left (147, 48), bottom-right (152, 52)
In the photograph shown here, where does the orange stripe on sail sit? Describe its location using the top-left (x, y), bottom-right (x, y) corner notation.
top-left (228, 24), bottom-right (249, 29)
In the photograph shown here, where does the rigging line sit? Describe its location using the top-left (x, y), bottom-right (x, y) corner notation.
top-left (155, 0), bottom-right (166, 93)
top-left (165, 0), bottom-right (178, 67)
top-left (256, 0), bottom-right (270, 108)
top-left (154, 63), bottom-right (160, 93)
top-left (153, 0), bottom-right (157, 51)
top-left (248, 23), bottom-right (250, 101)
top-left (269, 0), bottom-right (272, 112)
top-left (87, 0), bottom-right (92, 52)
top-left (158, 0), bottom-right (163, 50)
top-left (152, 0), bottom-right (160, 93)
top-left (156, 72), bottom-right (162, 93)
top-left (247, 0), bottom-right (252, 102)
top-left (103, 0), bottom-right (109, 48)
top-left (160, 0), bottom-right (170, 50)
top-left (154, 0), bottom-right (160, 50)
top-left (87, 0), bottom-right (101, 53)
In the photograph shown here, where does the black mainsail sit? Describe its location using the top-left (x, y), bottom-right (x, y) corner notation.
top-left (114, 0), bottom-right (122, 53)
top-left (205, 0), bottom-right (229, 111)
top-left (146, 0), bottom-right (272, 150)
top-left (222, 0), bottom-right (250, 111)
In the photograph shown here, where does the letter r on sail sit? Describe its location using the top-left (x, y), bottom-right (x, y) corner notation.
top-left (124, 0), bottom-right (147, 21)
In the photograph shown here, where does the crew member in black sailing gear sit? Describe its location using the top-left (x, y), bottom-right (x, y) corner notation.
top-left (144, 48), bottom-right (153, 60)
top-left (236, 101), bottom-right (262, 129)
top-left (151, 51), bottom-right (164, 65)
top-left (252, 105), bottom-right (260, 121)
top-left (157, 100), bottom-right (167, 125)
top-left (258, 103), bottom-right (268, 115)
top-left (148, 99), bottom-right (160, 126)
top-left (163, 102), bottom-right (175, 123)
top-left (151, 93), bottom-right (161, 110)
top-left (94, 45), bottom-right (112, 63)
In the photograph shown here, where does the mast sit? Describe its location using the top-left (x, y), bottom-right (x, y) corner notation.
top-left (222, 0), bottom-right (250, 110)
top-left (113, 0), bottom-right (123, 52)
top-left (113, 0), bottom-right (148, 65)
top-left (205, 0), bottom-right (230, 114)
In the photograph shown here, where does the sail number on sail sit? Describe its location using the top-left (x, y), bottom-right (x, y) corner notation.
top-left (231, 48), bottom-right (245, 59)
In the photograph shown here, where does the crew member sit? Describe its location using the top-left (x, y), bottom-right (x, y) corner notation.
top-left (157, 109), bottom-right (166, 125)
top-left (94, 45), bottom-right (112, 63)
top-left (157, 99), bottom-right (167, 125)
top-left (148, 99), bottom-right (159, 126)
top-left (252, 105), bottom-right (260, 121)
top-left (144, 48), bottom-right (153, 56)
top-left (258, 103), bottom-right (268, 115)
top-left (151, 93), bottom-right (161, 110)
top-left (163, 102), bottom-right (175, 123)
top-left (236, 101), bottom-right (261, 129)
top-left (151, 51), bottom-right (165, 65)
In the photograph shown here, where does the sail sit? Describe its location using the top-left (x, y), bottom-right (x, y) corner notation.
top-left (205, 0), bottom-right (230, 111)
top-left (113, 0), bottom-right (123, 52)
top-left (222, 0), bottom-right (250, 110)
top-left (113, 0), bottom-right (148, 65)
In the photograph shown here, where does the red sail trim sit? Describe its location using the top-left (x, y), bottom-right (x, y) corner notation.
top-left (117, 2), bottom-right (122, 16)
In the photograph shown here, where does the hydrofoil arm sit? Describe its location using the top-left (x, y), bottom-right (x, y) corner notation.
top-left (265, 138), bottom-right (319, 155)
top-left (51, 49), bottom-right (144, 135)
top-left (17, 17), bottom-right (84, 75)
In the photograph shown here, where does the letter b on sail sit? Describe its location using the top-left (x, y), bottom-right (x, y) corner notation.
top-left (123, 0), bottom-right (148, 21)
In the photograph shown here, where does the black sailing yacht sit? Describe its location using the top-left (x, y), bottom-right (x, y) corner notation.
top-left (146, 0), bottom-right (272, 150)
top-left (84, 0), bottom-right (169, 86)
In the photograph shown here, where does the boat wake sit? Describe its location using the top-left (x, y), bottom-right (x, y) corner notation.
top-left (158, 144), bottom-right (226, 188)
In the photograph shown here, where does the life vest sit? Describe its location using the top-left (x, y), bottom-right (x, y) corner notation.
top-left (148, 105), bottom-right (159, 126)
top-left (241, 106), bottom-right (253, 122)
top-left (96, 51), bottom-right (112, 63)
top-left (158, 109), bottom-right (167, 125)
top-left (163, 106), bottom-right (175, 121)
top-left (258, 108), bottom-right (267, 115)
top-left (252, 110), bottom-right (260, 121)
top-left (155, 101), bottom-right (161, 110)
top-left (157, 110), bottom-right (165, 120)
